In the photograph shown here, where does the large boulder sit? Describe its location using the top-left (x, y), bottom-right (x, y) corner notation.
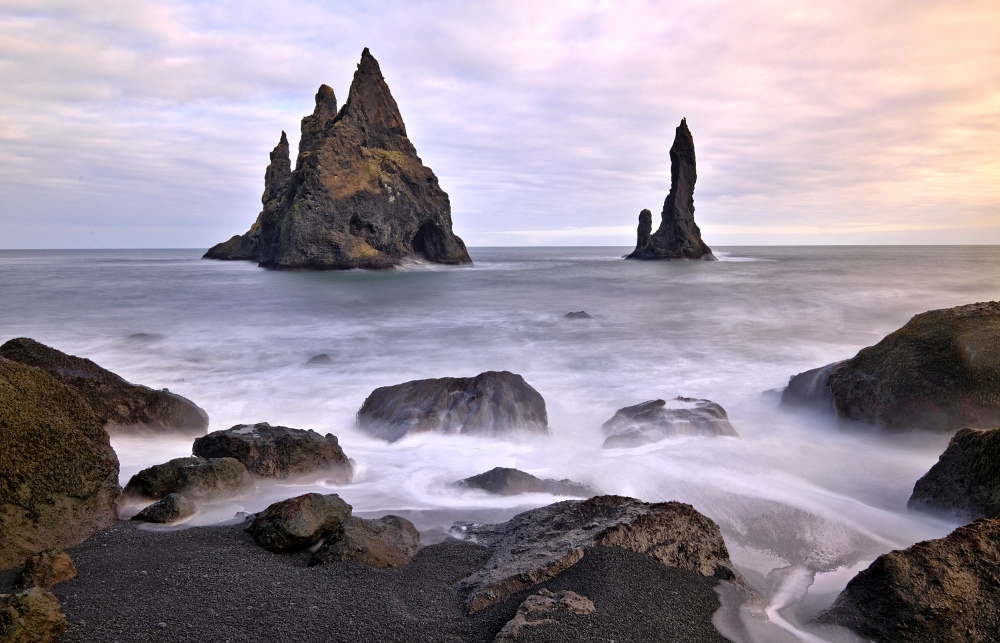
top-left (455, 467), bottom-right (595, 497)
top-left (204, 48), bottom-right (471, 270)
top-left (453, 495), bottom-right (743, 614)
top-left (310, 515), bottom-right (422, 568)
top-left (192, 422), bottom-right (353, 482)
top-left (247, 493), bottom-right (352, 553)
top-left (782, 302), bottom-right (1000, 432)
top-left (123, 456), bottom-right (203, 500)
top-left (357, 371), bottom-right (549, 442)
top-left (0, 337), bottom-right (209, 435)
top-left (601, 398), bottom-right (737, 448)
top-left (0, 357), bottom-right (120, 571)
top-left (818, 517), bottom-right (1000, 642)
top-left (0, 587), bottom-right (68, 642)
top-left (908, 427), bottom-right (1000, 520)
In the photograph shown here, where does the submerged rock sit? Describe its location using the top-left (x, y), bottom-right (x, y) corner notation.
top-left (601, 398), bottom-right (737, 448)
top-left (132, 493), bottom-right (197, 524)
top-left (357, 370), bottom-right (549, 442)
top-left (0, 587), bottom-right (68, 642)
top-left (306, 353), bottom-right (332, 364)
top-left (16, 550), bottom-right (77, 590)
top-left (493, 588), bottom-right (596, 643)
top-left (456, 467), bottom-right (595, 497)
top-left (0, 337), bottom-right (208, 435)
top-left (626, 119), bottom-right (715, 261)
top-left (204, 48), bottom-right (471, 270)
top-left (908, 427), bottom-right (1000, 520)
top-left (247, 493), bottom-right (352, 553)
top-left (311, 515), bottom-right (422, 568)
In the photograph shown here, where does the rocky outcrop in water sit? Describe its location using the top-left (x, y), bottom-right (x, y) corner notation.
top-left (204, 48), bottom-right (471, 270)
top-left (908, 427), bottom-right (1000, 520)
top-left (0, 337), bottom-right (208, 435)
top-left (311, 515), bottom-right (422, 568)
top-left (456, 467), bottom-right (595, 497)
top-left (626, 119), bottom-right (714, 261)
top-left (123, 457), bottom-right (203, 499)
top-left (601, 398), bottom-right (737, 448)
top-left (247, 493), bottom-right (352, 554)
top-left (357, 371), bottom-right (549, 442)
top-left (782, 302), bottom-right (1000, 432)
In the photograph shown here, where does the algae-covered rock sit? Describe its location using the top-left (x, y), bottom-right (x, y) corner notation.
top-left (123, 457), bottom-right (204, 500)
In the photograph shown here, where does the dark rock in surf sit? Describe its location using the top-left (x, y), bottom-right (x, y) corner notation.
top-left (310, 515), bottom-right (422, 568)
top-left (16, 550), bottom-right (77, 590)
top-left (626, 119), bottom-right (715, 261)
top-left (908, 427), bottom-right (1000, 520)
top-left (247, 493), bottom-right (352, 553)
top-left (818, 517), bottom-right (1000, 642)
top-left (203, 48), bottom-right (472, 270)
top-left (172, 457), bottom-right (254, 501)
top-left (601, 398), bottom-right (737, 448)
top-left (357, 370), bottom-right (549, 442)
top-left (456, 467), bottom-right (595, 497)
top-left (132, 493), bottom-right (196, 524)
top-left (0, 337), bottom-right (209, 435)
top-left (564, 311), bottom-right (592, 319)
top-left (124, 457), bottom-right (203, 500)
top-left (307, 353), bottom-right (332, 364)
top-left (780, 361), bottom-right (843, 411)
top-left (494, 588), bottom-right (597, 643)
top-left (192, 422), bottom-right (354, 482)
top-left (0, 587), bottom-right (68, 642)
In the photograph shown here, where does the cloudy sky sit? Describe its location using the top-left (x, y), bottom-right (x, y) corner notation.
top-left (2, 0), bottom-right (999, 248)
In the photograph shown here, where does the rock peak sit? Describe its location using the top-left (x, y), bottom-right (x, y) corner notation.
top-left (340, 48), bottom-right (406, 140)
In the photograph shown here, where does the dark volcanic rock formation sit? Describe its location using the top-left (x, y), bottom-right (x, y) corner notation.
top-left (357, 371), bottom-right (549, 442)
top-left (626, 119), bottom-right (715, 261)
top-left (602, 398), bottom-right (737, 448)
top-left (456, 467), bottom-right (595, 497)
top-left (908, 427), bottom-right (1000, 520)
top-left (204, 48), bottom-right (471, 270)
top-left (818, 517), bottom-right (1000, 642)
top-left (0, 337), bottom-right (208, 435)
top-left (782, 301), bottom-right (1000, 432)
top-left (247, 493), bottom-right (352, 554)
top-left (311, 515), bottom-right (422, 568)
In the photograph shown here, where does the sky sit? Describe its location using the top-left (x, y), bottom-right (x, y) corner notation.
top-left (1, 0), bottom-right (999, 249)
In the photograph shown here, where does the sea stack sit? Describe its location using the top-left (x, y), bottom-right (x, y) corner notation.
top-left (627, 118), bottom-right (715, 261)
top-left (204, 48), bottom-right (472, 270)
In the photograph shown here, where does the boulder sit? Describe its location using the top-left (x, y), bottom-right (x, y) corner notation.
top-left (908, 427), bottom-right (1000, 520)
top-left (493, 589), bottom-right (596, 643)
top-left (204, 48), bottom-right (471, 270)
top-left (782, 301), bottom-right (1000, 432)
top-left (247, 493), bottom-right (352, 553)
top-left (132, 493), bottom-right (197, 524)
top-left (357, 371), bottom-right (549, 442)
top-left (306, 353), bottom-right (332, 364)
top-left (0, 357), bottom-right (120, 571)
top-left (192, 422), bottom-right (354, 482)
top-left (0, 587), bottom-right (68, 642)
top-left (564, 311), bottom-right (592, 320)
top-left (0, 337), bottom-right (209, 435)
top-left (310, 515), bottom-right (422, 568)
top-left (123, 457), bottom-right (203, 500)
top-left (818, 517), bottom-right (1000, 642)
top-left (455, 468), bottom-right (595, 497)
top-left (172, 457), bottom-right (254, 501)
top-left (16, 550), bottom-right (77, 590)
top-left (453, 495), bottom-right (743, 614)
top-left (601, 398), bottom-right (737, 448)
top-left (626, 119), bottom-right (715, 261)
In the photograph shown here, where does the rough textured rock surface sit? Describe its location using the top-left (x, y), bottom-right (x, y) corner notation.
top-left (453, 495), bottom-right (742, 614)
top-left (357, 371), bottom-right (549, 442)
top-left (456, 468), bottom-right (595, 497)
top-left (310, 515), bottom-right (422, 568)
top-left (819, 517), bottom-right (1000, 642)
top-left (780, 361), bottom-right (844, 411)
top-left (131, 493), bottom-right (197, 524)
top-left (192, 422), bottom-right (354, 482)
top-left (0, 587), bottom-right (68, 642)
top-left (493, 589), bottom-right (596, 643)
top-left (247, 493), bottom-right (352, 553)
top-left (0, 357), bottom-right (120, 571)
top-left (626, 119), bottom-right (715, 261)
top-left (123, 457), bottom-right (203, 500)
top-left (16, 551), bottom-right (77, 590)
top-left (0, 337), bottom-right (208, 435)
top-left (172, 458), bottom-right (254, 501)
top-left (601, 398), bottom-right (738, 448)
top-left (908, 427), bottom-right (1000, 520)
top-left (204, 48), bottom-right (471, 270)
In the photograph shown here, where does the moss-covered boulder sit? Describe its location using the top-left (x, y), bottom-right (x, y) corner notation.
top-left (0, 357), bottom-right (120, 571)
top-left (908, 427), bottom-right (1000, 520)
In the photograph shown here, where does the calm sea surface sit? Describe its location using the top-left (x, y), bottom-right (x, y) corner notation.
top-left (3, 246), bottom-right (999, 640)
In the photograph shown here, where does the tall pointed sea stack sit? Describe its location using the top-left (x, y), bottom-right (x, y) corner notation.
top-left (204, 48), bottom-right (472, 270)
top-left (627, 118), bottom-right (715, 261)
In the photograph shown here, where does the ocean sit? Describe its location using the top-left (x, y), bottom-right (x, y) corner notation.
top-left (3, 245), bottom-right (999, 641)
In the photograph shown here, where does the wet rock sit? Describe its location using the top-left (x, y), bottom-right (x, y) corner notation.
top-left (357, 370), bottom-right (549, 442)
top-left (311, 515), bottom-right (422, 568)
top-left (248, 493), bottom-right (352, 553)
top-left (453, 495), bottom-right (743, 614)
top-left (16, 550), bottom-right (77, 590)
top-left (563, 311), bottom-right (592, 320)
top-left (908, 427), bottom-right (1000, 520)
top-left (601, 398), bottom-right (737, 448)
top-left (0, 587), bottom-right (68, 642)
top-left (456, 468), bottom-right (595, 497)
top-left (192, 422), bottom-right (354, 482)
top-left (0, 357), bottom-right (120, 571)
top-left (493, 589), bottom-right (596, 643)
top-left (306, 353), bottom-right (332, 364)
top-left (779, 361), bottom-right (843, 411)
top-left (818, 517), bottom-right (1000, 642)
top-left (204, 48), bottom-right (471, 270)
top-left (132, 493), bottom-right (197, 524)
top-left (124, 457), bottom-right (204, 500)
top-left (626, 119), bottom-right (715, 261)
top-left (173, 457), bottom-right (254, 501)
top-left (0, 337), bottom-right (209, 435)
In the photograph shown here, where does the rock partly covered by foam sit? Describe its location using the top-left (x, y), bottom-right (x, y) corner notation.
top-left (204, 48), bottom-right (471, 270)
top-left (455, 467), bottom-right (595, 497)
top-left (0, 337), bottom-right (208, 435)
top-left (357, 371), bottom-right (549, 442)
top-left (247, 493), bottom-right (352, 553)
top-left (601, 398), bottom-right (737, 448)
top-left (782, 302), bottom-right (1000, 432)
top-left (0, 357), bottom-right (120, 571)
top-left (124, 456), bottom-right (253, 504)
top-left (908, 427), bottom-right (1000, 520)
top-left (192, 422), bottom-right (354, 482)
top-left (818, 517), bottom-right (1000, 642)
top-left (626, 119), bottom-right (714, 261)
top-left (123, 457), bottom-right (203, 499)
top-left (0, 587), bottom-right (68, 642)
top-left (311, 515), bottom-right (422, 568)
top-left (453, 495), bottom-right (743, 614)
top-left (131, 493), bottom-right (197, 524)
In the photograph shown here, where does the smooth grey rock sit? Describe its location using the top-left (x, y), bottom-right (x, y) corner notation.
top-left (601, 397), bottom-right (737, 448)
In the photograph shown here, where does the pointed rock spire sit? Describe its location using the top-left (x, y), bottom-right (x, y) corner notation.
top-left (297, 85), bottom-right (338, 162)
top-left (338, 47), bottom-right (407, 142)
top-left (263, 131), bottom-right (291, 204)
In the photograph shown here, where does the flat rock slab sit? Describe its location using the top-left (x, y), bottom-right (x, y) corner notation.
top-left (602, 398), bottom-right (737, 448)
top-left (456, 468), bottom-right (595, 497)
top-left (311, 515), bottom-right (422, 568)
top-left (909, 427), bottom-right (1000, 520)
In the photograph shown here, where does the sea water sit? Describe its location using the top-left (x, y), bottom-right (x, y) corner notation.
top-left (2, 246), bottom-right (999, 641)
